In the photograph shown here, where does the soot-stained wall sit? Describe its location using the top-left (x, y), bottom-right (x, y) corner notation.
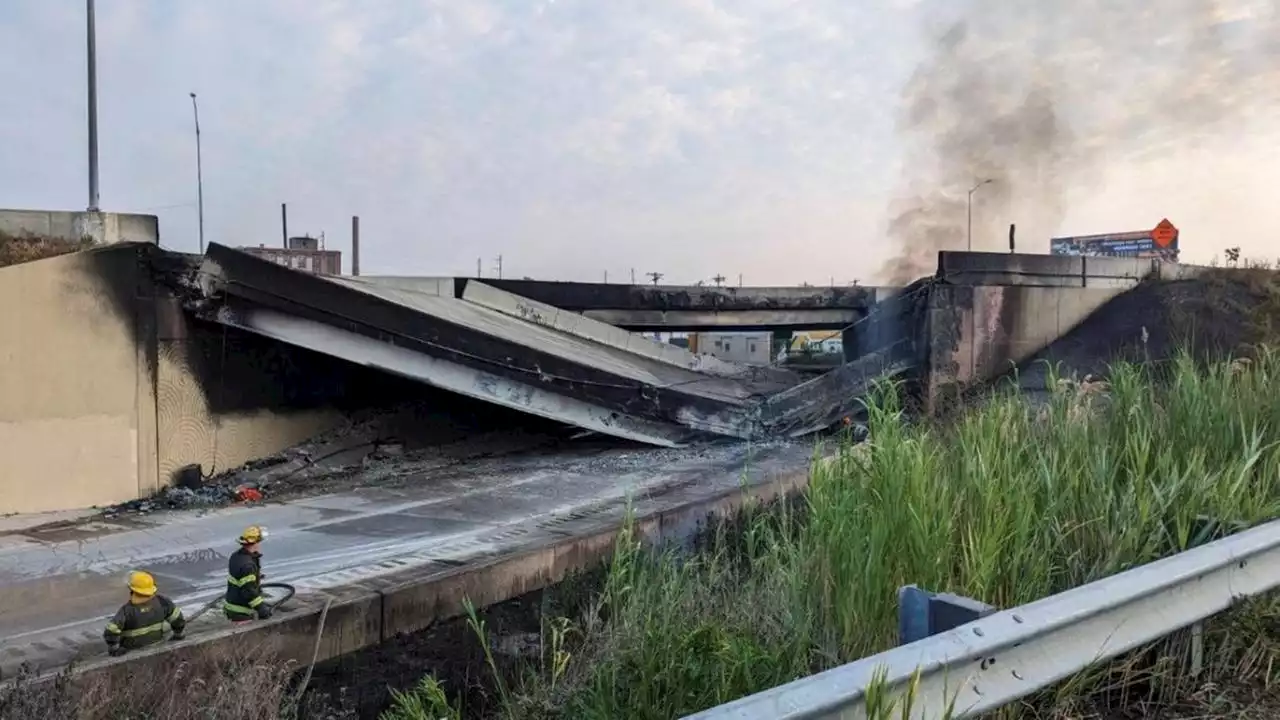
top-left (0, 246), bottom-right (156, 513)
top-left (1, 243), bottom-right (394, 511)
top-left (922, 283), bottom-right (1136, 413)
top-left (477, 278), bottom-right (877, 312)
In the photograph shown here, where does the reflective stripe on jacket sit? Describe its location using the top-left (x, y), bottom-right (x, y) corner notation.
top-left (225, 546), bottom-right (265, 618)
top-left (103, 595), bottom-right (185, 650)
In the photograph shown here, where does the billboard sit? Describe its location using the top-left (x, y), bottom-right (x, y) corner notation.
top-left (1050, 219), bottom-right (1180, 261)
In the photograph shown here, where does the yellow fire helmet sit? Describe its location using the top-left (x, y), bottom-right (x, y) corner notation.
top-left (128, 570), bottom-right (157, 597)
top-left (238, 525), bottom-right (269, 545)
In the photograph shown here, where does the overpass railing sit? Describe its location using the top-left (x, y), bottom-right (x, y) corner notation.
top-left (683, 516), bottom-right (1280, 719)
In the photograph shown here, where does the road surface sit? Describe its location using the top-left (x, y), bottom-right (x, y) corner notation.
top-left (0, 439), bottom-right (809, 677)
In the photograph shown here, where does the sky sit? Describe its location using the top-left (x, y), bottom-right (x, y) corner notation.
top-left (1, 0), bottom-right (1277, 284)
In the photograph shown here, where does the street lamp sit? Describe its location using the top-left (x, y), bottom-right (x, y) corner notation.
top-left (189, 92), bottom-right (205, 253)
top-left (86, 0), bottom-right (100, 211)
top-left (967, 178), bottom-right (994, 251)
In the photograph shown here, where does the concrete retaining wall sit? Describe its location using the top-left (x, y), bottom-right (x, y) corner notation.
top-left (0, 208), bottom-right (158, 246)
top-left (0, 250), bottom-right (157, 513)
top-left (153, 326), bottom-right (342, 485)
top-left (0, 245), bottom-right (346, 514)
top-left (937, 251), bottom-right (1163, 288)
top-left (925, 284), bottom-right (1127, 409)
top-left (920, 252), bottom-right (1207, 408)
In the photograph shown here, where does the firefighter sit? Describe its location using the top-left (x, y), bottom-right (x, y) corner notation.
top-left (225, 525), bottom-right (273, 622)
top-left (103, 571), bottom-right (186, 656)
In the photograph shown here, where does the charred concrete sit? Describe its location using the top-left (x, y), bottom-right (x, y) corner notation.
top-left (474, 277), bottom-right (881, 313)
top-left (194, 244), bottom-right (777, 437)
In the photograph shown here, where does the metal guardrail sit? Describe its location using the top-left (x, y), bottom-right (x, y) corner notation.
top-left (684, 517), bottom-right (1280, 720)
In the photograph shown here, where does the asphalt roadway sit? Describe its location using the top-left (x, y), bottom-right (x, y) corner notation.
top-left (0, 439), bottom-right (810, 678)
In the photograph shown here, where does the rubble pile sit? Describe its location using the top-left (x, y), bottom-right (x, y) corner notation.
top-left (97, 404), bottom-right (577, 517)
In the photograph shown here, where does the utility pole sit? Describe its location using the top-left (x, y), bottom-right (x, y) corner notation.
top-left (281, 203), bottom-right (288, 247)
top-left (738, 273), bottom-right (743, 287)
top-left (646, 271), bottom-right (663, 286)
top-left (189, 93), bottom-right (205, 253)
top-left (493, 254), bottom-right (503, 279)
top-left (712, 274), bottom-right (726, 287)
top-left (86, 0), bottom-right (100, 211)
top-left (967, 178), bottom-right (994, 251)
top-left (630, 268), bottom-right (636, 284)
top-left (476, 257), bottom-right (482, 278)
top-left (603, 270), bottom-right (608, 283)
top-left (351, 215), bottom-right (360, 276)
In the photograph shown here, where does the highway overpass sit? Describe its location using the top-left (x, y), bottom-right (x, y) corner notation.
top-left (371, 277), bottom-right (900, 332)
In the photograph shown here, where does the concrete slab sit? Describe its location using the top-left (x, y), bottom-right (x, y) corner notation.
top-left (462, 281), bottom-right (792, 382)
top-left (199, 244), bottom-right (798, 442)
top-left (311, 277), bottom-right (767, 403)
top-left (228, 306), bottom-right (696, 446)
top-left (0, 440), bottom-right (812, 677)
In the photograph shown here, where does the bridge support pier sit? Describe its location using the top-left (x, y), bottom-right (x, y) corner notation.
top-left (771, 330), bottom-right (791, 361)
top-left (842, 326), bottom-right (858, 362)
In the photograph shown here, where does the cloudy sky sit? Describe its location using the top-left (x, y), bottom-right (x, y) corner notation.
top-left (1, 0), bottom-right (1277, 283)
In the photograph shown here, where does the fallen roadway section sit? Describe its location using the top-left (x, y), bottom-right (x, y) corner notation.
top-left (185, 244), bottom-right (903, 447)
top-left (0, 440), bottom-right (815, 682)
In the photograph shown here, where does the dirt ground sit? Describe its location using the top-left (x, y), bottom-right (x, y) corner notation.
top-left (300, 568), bottom-right (606, 720)
top-left (1019, 267), bottom-right (1280, 386)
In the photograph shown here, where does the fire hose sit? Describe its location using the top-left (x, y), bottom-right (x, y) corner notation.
top-left (173, 582), bottom-right (332, 700)
top-left (184, 582), bottom-right (297, 623)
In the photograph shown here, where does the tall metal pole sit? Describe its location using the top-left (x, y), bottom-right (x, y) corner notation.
top-left (351, 215), bottom-right (360, 276)
top-left (967, 179), bottom-right (994, 251)
top-left (189, 93), bottom-right (205, 253)
top-left (86, 0), bottom-right (100, 211)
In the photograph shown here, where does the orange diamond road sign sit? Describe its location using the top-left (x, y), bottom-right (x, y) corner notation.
top-left (1152, 218), bottom-right (1178, 248)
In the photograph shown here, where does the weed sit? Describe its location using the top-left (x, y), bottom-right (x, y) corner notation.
top-left (0, 231), bottom-right (94, 268)
top-left (404, 348), bottom-right (1280, 719)
top-left (0, 643), bottom-right (345, 720)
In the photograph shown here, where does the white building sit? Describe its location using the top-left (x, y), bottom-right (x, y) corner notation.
top-left (689, 331), bottom-right (773, 365)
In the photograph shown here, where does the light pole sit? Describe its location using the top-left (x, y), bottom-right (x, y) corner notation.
top-left (189, 93), bottom-right (205, 253)
top-left (86, 0), bottom-right (100, 211)
top-left (967, 178), bottom-right (994, 251)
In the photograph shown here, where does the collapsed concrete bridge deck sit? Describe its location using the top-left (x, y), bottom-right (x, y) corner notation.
top-left (190, 243), bottom-right (897, 447)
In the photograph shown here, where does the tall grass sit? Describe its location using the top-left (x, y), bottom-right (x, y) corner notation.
top-left (385, 350), bottom-right (1280, 720)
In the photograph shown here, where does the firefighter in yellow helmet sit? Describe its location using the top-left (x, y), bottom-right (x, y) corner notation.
top-left (103, 571), bottom-right (186, 656)
top-left (225, 525), bottom-right (272, 622)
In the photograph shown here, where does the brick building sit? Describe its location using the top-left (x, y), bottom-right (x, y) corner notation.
top-left (240, 235), bottom-right (341, 276)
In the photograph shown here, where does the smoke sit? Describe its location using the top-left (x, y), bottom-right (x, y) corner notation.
top-left (879, 0), bottom-right (1280, 284)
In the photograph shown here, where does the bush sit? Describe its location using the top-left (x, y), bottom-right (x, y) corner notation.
top-left (0, 644), bottom-right (344, 720)
top-left (0, 231), bottom-right (94, 268)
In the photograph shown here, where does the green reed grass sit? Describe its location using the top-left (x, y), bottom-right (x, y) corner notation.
top-left (385, 350), bottom-right (1280, 720)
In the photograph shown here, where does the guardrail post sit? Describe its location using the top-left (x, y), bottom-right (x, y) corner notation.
top-left (1182, 515), bottom-right (1246, 677)
top-left (898, 585), bottom-right (997, 645)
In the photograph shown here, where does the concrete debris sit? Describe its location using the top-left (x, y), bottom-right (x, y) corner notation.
top-left (191, 243), bottom-right (901, 447)
top-left (103, 484), bottom-right (236, 516)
